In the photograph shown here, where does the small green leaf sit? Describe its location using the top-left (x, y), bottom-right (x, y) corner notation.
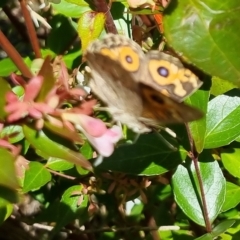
top-left (0, 149), bottom-right (19, 190)
top-left (0, 58), bottom-right (17, 76)
top-left (97, 132), bottom-right (185, 175)
top-left (47, 158), bottom-right (74, 171)
top-left (49, 185), bottom-right (88, 237)
top-left (221, 148), bottom-right (240, 178)
top-left (36, 56), bottom-right (56, 102)
top-left (52, 0), bottom-right (91, 18)
top-left (78, 11), bottom-right (105, 52)
top-left (172, 151), bottom-right (226, 226)
top-left (0, 77), bottom-right (11, 120)
top-left (211, 77), bottom-right (236, 96)
top-left (0, 198), bottom-right (13, 225)
top-left (186, 88), bottom-right (209, 153)
top-left (80, 141), bottom-right (93, 159)
top-left (211, 220), bottom-right (236, 238)
top-left (221, 182), bottom-right (240, 212)
top-left (204, 91), bottom-right (240, 148)
top-left (0, 125), bottom-right (24, 143)
top-left (194, 233), bottom-right (215, 240)
top-left (23, 162), bottom-right (51, 193)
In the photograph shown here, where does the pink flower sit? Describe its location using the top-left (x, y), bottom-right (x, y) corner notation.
top-left (62, 113), bottom-right (122, 157)
top-left (5, 76), bottom-right (58, 122)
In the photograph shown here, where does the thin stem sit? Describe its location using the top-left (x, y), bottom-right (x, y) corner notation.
top-left (185, 123), bottom-right (212, 232)
top-left (92, 0), bottom-right (118, 34)
top-left (0, 30), bottom-right (33, 78)
top-left (145, 212), bottom-right (161, 240)
top-left (19, 0), bottom-right (41, 58)
top-left (47, 168), bottom-right (76, 180)
top-left (74, 225), bottom-right (179, 234)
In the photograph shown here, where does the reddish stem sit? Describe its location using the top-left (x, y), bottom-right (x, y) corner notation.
top-left (92, 0), bottom-right (118, 34)
top-left (19, 0), bottom-right (41, 58)
top-left (0, 30), bottom-right (33, 78)
top-left (185, 124), bottom-right (212, 232)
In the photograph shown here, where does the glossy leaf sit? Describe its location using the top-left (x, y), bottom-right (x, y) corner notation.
top-left (211, 77), bottom-right (236, 96)
top-left (97, 132), bottom-right (186, 176)
top-left (0, 77), bottom-right (11, 120)
top-left (23, 124), bottom-right (92, 171)
top-left (0, 197), bottom-right (13, 225)
top-left (0, 58), bottom-right (17, 76)
top-left (186, 88), bottom-right (209, 153)
top-left (49, 185), bottom-right (88, 236)
top-left (78, 11), bottom-right (105, 53)
top-left (36, 57), bottom-right (55, 102)
top-left (164, 0), bottom-right (240, 84)
top-left (204, 91), bottom-right (240, 148)
top-left (221, 182), bottom-right (240, 212)
top-left (211, 220), bottom-right (236, 238)
top-left (0, 149), bottom-right (19, 190)
top-left (221, 148), bottom-right (240, 178)
top-left (47, 158), bottom-right (74, 171)
top-left (0, 125), bottom-right (24, 143)
top-left (23, 162), bottom-right (52, 193)
top-left (172, 152), bottom-right (225, 226)
top-left (52, 0), bottom-right (90, 17)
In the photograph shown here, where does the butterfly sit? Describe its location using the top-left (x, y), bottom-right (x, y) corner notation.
top-left (85, 34), bottom-right (203, 134)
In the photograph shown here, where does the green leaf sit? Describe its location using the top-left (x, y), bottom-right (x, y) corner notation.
top-left (47, 158), bottom-right (74, 171)
top-left (186, 87), bottom-right (209, 153)
top-left (23, 124), bottom-right (92, 171)
top-left (23, 162), bottom-right (52, 193)
top-left (97, 132), bottom-right (186, 176)
top-left (0, 149), bottom-right (19, 190)
top-left (221, 148), bottom-right (240, 178)
top-left (221, 182), bottom-right (240, 212)
top-left (77, 11), bottom-right (105, 52)
top-left (0, 125), bottom-right (24, 143)
top-left (0, 58), bottom-right (17, 76)
top-left (172, 151), bottom-right (226, 226)
top-left (80, 141), bottom-right (93, 159)
top-left (36, 57), bottom-right (56, 102)
top-left (194, 233), bottom-right (215, 240)
top-left (204, 91), bottom-right (240, 148)
top-left (49, 185), bottom-right (88, 237)
top-left (164, 0), bottom-right (240, 84)
top-left (52, 0), bottom-right (91, 18)
top-left (211, 77), bottom-right (236, 96)
top-left (0, 77), bottom-right (11, 120)
top-left (211, 220), bottom-right (236, 238)
top-left (0, 198), bottom-right (13, 225)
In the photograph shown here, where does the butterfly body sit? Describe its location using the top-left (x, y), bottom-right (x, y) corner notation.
top-left (85, 34), bottom-right (203, 133)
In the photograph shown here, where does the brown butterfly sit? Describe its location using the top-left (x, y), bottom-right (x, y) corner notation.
top-left (85, 34), bottom-right (203, 133)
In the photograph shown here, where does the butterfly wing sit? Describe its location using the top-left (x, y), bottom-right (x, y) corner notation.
top-left (142, 51), bottom-right (203, 102)
top-left (85, 50), bottom-right (151, 133)
top-left (139, 83), bottom-right (203, 124)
